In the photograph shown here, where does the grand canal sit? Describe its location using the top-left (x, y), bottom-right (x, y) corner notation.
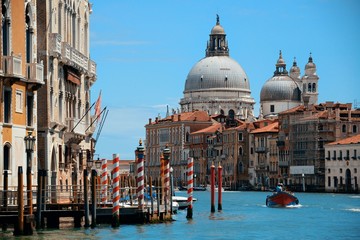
top-left (1, 191), bottom-right (359, 239)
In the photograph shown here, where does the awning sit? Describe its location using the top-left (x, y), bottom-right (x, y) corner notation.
top-left (67, 70), bottom-right (80, 85)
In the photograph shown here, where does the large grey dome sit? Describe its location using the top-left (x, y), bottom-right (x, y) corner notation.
top-left (260, 75), bottom-right (301, 102)
top-left (184, 56), bottom-right (250, 93)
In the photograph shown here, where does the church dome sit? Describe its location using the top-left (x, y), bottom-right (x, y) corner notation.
top-left (261, 51), bottom-right (301, 102)
top-left (184, 56), bottom-right (250, 92)
top-left (260, 75), bottom-right (301, 102)
top-left (211, 24), bottom-right (225, 35)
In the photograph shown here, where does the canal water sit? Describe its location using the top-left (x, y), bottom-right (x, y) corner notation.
top-left (1, 191), bottom-right (359, 239)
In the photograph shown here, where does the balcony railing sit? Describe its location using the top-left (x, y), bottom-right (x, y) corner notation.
top-left (26, 62), bottom-right (44, 84)
top-left (255, 146), bottom-right (267, 153)
top-left (3, 55), bottom-right (22, 78)
top-left (61, 42), bottom-right (89, 71)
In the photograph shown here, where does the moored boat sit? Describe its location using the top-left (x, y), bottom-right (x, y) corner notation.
top-left (172, 195), bottom-right (197, 210)
top-left (266, 191), bottom-right (299, 207)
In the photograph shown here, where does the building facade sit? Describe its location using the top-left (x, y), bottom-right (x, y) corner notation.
top-left (325, 131), bottom-right (360, 193)
top-left (0, 0), bottom-right (44, 187)
top-left (36, 0), bottom-right (96, 202)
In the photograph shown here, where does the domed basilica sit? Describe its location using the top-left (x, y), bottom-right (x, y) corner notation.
top-left (180, 15), bottom-right (255, 120)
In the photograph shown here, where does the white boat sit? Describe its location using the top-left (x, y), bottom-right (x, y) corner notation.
top-left (172, 195), bottom-right (197, 210)
top-left (206, 185), bottom-right (224, 192)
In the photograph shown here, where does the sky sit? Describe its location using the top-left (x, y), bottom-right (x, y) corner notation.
top-left (89, 0), bottom-right (360, 160)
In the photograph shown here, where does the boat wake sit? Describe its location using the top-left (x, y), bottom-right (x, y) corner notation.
top-left (345, 208), bottom-right (360, 213)
top-left (285, 204), bottom-right (302, 208)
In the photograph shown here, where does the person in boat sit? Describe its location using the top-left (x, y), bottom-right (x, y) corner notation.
top-left (276, 183), bottom-right (283, 192)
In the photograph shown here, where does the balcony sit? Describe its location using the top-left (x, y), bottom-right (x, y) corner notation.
top-left (26, 62), bottom-right (44, 85)
top-left (61, 42), bottom-right (88, 72)
top-left (87, 59), bottom-right (97, 80)
top-left (3, 55), bottom-right (22, 78)
top-left (255, 146), bottom-right (267, 153)
top-left (64, 117), bottom-right (86, 144)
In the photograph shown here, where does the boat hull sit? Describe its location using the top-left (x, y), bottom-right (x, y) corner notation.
top-left (266, 191), bottom-right (299, 208)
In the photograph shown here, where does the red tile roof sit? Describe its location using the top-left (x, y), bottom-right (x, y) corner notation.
top-left (191, 122), bottom-right (222, 134)
top-left (251, 122), bottom-right (279, 134)
top-left (327, 134), bottom-right (360, 145)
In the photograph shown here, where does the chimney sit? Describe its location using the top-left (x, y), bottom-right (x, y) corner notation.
top-left (149, 118), bottom-right (152, 125)
top-left (178, 115), bottom-right (181, 121)
top-left (171, 115), bottom-right (174, 122)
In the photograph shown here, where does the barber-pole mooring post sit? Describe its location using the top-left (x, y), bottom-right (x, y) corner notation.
top-left (136, 139), bottom-right (145, 212)
top-left (101, 159), bottom-right (108, 205)
top-left (162, 145), bottom-right (171, 216)
top-left (186, 157), bottom-right (194, 219)
top-left (112, 154), bottom-right (120, 227)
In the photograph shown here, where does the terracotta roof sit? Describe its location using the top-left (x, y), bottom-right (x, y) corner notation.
top-left (191, 122), bottom-right (222, 134)
top-left (301, 110), bottom-right (329, 120)
top-left (251, 122), bottom-right (279, 134)
top-left (327, 134), bottom-right (360, 145)
top-left (278, 105), bottom-right (306, 115)
top-left (150, 110), bottom-right (211, 124)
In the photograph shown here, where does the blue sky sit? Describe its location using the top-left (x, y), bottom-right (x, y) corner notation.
top-left (89, 0), bottom-right (360, 160)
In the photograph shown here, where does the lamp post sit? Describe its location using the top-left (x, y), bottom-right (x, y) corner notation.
top-left (24, 131), bottom-right (36, 215)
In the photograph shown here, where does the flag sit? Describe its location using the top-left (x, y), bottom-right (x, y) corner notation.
top-left (95, 91), bottom-right (102, 122)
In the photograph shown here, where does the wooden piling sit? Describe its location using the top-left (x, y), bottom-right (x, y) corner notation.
top-left (210, 162), bottom-right (215, 213)
top-left (149, 176), bottom-right (153, 217)
top-left (91, 169), bottom-right (97, 228)
top-left (217, 163), bottom-right (223, 211)
top-left (36, 169), bottom-right (43, 229)
top-left (84, 169), bottom-right (90, 228)
top-left (2, 170), bottom-right (8, 231)
top-left (15, 166), bottom-right (24, 236)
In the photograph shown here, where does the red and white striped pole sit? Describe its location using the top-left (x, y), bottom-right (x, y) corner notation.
top-left (217, 162), bottom-right (223, 211)
top-left (163, 146), bottom-right (171, 215)
top-left (210, 162), bottom-right (215, 213)
top-left (101, 158), bottom-right (108, 205)
top-left (112, 154), bottom-right (120, 227)
top-left (186, 157), bottom-right (194, 219)
top-left (136, 140), bottom-right (145, 211)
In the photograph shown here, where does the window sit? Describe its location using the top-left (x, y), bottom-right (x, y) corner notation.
top-left (327, 151), bottom-right (330, 160)
top-left (355, 168), bottom-right (357, 174)
top-left (16, 90), bottom-right (23, 113)
top-left (308, 83), bottom-right (312, 92)
top-left (353, 125), bottom-right (357, 133)
top-left (27, 94), bottom-right (34, 126)
top-left (3, 144), bottom-right (11, 172)
top-left (328, 168), bottom-right (331, 173)
top-left (342, 124), bottom-right (346, 133)
top-left (270, 105), bottom-right (275, 113)
top-left (312, 83), bottom-right (316, 92)
top-left (238, 132), bottom-right (243, 141)
top-left (328, 176), bottom-right (331, 187)
top-left (333, 150), bottom-right (336, 160)
top-left (25, 4), bottom-right (33, 64)
top-left (340, 168), bottom-right (343, 174)
top-left (4, 89), bottom-right (11, 123)
top-left (239, 147), bottom-right (243, 156)
top-left (2, 1), bottom-right (10, 56)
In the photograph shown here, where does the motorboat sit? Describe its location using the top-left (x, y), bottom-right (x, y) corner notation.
top-left (172, 195), bottom-right (197, 210)
top-left (266, 191), bottom-right (299, 208)
top-left (206, 185), bottom-right (224, 192)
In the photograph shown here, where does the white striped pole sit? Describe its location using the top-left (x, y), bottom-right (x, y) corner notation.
top-left (112, 154), bottom-right (120, 227)
top-left (186, 157), bottom-right (193, 218)
top-left (101, 159), bottom-right (108, 204)
top-left (163, 146), bottom-right (171, 215)
top-left (136, 140), bottom-right (145, 211)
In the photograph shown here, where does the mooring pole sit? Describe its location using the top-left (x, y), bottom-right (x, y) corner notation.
top-left (91, 169), bottom-right (97, 228)
top-left (210, 162), bottom-right (215, 213)
top-left (217, 162), bottom-right (223, 211)
top-left (16, 167), bottom-right (24, 236)
top-left (112, 154), bottom-right (120, 227)
top-left (186, 157), bottom-right (194, 219)
top-left (84, 169), bottom-right (90, 228)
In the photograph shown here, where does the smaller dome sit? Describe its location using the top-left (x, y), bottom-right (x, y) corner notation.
top-left (276, 50), bottom-right (285, 67)
top-left (260, 76), bottom-right (301, 102)
top-left (211, 24), bottom-right (225, 35)
top-left (290, 57), bottom-right (300, 73)
top-left (305, 53), bottom-right (317, 75)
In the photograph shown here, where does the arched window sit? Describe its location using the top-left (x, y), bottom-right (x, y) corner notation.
top-left (220, 109), bottom-right (224, 115)
top-left (312, 83), bottom-right (316, 92)
top-left (353, 125), bottom-right (357, 133)
top-left (2, 0), bottom-right (10, 56)
top-left (25, 4), bottom-right (34, 64)
top-left (185, 132), bottom-right (190, 142)
top-left (342, 124), bottom-right (346, 133)
top-left (228, 109), bottom-right (235, 119)
top-left (308, 83), bottom-right (312, 92)
top-left (3, 143), bottom-right (11, 171)
top-left (239, 147), bottom-right (243, 156)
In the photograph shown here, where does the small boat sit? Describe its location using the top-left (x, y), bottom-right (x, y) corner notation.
top-left (172, 195), bottom-right (197, 210)
top-left (266, 191), bottom-right (299, 208)
top-left (206, 185), bottom-right (224, 192)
